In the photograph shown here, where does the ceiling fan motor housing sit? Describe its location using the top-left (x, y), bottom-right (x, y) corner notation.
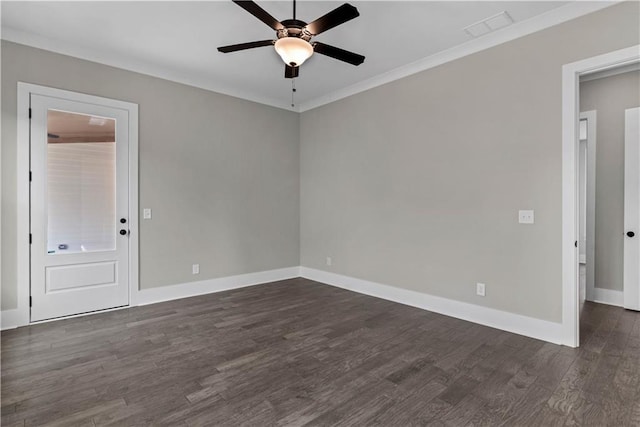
top-left (277, 19), bottom-right (312, 41)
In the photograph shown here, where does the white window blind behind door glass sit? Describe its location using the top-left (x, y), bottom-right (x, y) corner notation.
top-left (46, 110), bottom-right (117, 254)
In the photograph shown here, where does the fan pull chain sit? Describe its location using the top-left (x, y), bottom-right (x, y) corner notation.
top-left (291, 79), bottom-right (297, 108)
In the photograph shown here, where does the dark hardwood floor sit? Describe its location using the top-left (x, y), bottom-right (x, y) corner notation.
top-left (2, 278), bottom-right (639, 426)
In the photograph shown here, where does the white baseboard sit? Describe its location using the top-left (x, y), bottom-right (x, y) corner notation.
top-left (1, 265), bottom-right (568, 345)
top-left (300, 267), bottom-right (564, 345)
top-left (134, 266), bottom-right (301, 306)
top-left (1, 266), bottom-right (301, 331)
top-left (1, 309), bottom-right (22, 331)
top-left (590, 287), bottom-right (624, 307)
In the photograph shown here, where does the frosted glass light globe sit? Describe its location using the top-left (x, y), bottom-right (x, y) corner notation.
top-left (274, 37), bottom-right (313, 66)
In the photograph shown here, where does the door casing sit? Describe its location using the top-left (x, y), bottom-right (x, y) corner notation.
top-left (16, 83), bottom-right (139, 326)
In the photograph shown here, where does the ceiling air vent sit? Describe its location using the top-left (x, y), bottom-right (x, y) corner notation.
top-left (464, 11), bottom-right (514, 38)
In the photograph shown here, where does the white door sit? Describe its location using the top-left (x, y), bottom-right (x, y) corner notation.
top-left (579, 111), bottom-right (597, 303)
top-left (624, 107), bottom-right (640, 311)
top-left (30, 94), bottom-right (130, 321)
top-left (578, 118), bottom-right (589, 266)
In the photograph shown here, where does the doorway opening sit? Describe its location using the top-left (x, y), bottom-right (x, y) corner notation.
top-left (561, 45), bottom-right (640, 347)
top-left (578, 67), bottom-right (640, 345)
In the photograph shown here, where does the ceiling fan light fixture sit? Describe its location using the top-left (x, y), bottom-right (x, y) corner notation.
top-left (274, 37), bottom-right (313, 67)
top-left (218, 1), bottom-right (364, 79)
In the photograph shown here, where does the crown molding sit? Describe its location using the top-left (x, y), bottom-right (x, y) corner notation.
top-left (2, 1), bottom-right (618, 114)
top-left (297, 1), bottom-right (618, 112)
top-left (1, 26), bottom-right (298, 112)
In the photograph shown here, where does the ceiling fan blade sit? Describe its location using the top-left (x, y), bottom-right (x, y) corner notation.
top-left (232, 1), bottom-right (284, 30)
top-left (313, 42), bottom-right (365, 66)
top-left (285, 64), bottom-right (299, 79)
top-left (305, 3), bottom-right (359, 36)
top-left (217, 40), bottom-right (275, 53)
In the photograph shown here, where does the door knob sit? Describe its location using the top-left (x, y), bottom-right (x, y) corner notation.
top-left (627, 231), bottom-right (636, 238)
top-left (120, 218), bottom-right (127, 224)
top-left (119, 230), bottom-right (127, 236)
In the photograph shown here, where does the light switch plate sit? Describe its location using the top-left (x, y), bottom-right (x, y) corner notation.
top-left (192, 264), bottom-right (199, 275)
top-left (476, 283), bottom-right (486, 297)
top-left (143, 208), bottom-right (152, 220)
top-left (519, 210), bottom-right (534, 224)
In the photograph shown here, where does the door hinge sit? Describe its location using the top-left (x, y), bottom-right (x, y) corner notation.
top-left (30, 296), bottom-right (32, 307)
top-left (574, 241), bottom-right (578, 248)
top-left (29, 171), bottom-right (32, 182)
top-left (28, 108), bottom-right (32, 119)
top-left (29, 233), bottom-right (32, 244)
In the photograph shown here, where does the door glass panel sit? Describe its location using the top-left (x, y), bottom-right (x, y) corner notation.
top-left (46, 109), bottom-right (117, 254)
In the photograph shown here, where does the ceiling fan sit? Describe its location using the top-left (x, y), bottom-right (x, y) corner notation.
top-left (218, 0), bottom-right (365, 78)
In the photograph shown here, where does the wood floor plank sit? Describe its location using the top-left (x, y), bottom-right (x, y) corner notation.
top-left (440, 394), bottom-right (486, 426)
top-left (2, 282), bottom-right (638, 425)
top-left (438, 375), bottom-right (481, 406)
top-left (370, 381), bottom-right (451, 425)
top-left (533, 351), bottom-right (575, 391)
top-left (494, 383), bottom-right (555, 426)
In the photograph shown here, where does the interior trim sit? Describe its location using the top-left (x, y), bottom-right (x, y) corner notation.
top-left (561, 44), bottom-right (640, 348)
top-left (1, 2), bottom-right (617, 113)
top-left (300, 267), bottom-right (565, 345)
top-left (4, 264), bottom-right (566, 346)
top-left (0, 309), bottom-right (21, 331)
top-left (135, 266), bottom-right (301, 307)
top-left (591, 287), bottom-right (624, 307)
top-left (14, 83), bottom-right (139, 329)
top-left (1, 266), bottom-right (301, 330)
top-left (580, 62), bottom-right (640, 82)
top-left (1, 26), bottom-right (290, 112)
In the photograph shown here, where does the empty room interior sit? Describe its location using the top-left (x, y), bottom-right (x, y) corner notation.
top-left (1, 0), bottom-right (640, 425)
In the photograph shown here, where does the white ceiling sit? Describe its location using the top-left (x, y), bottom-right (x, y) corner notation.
top-left (2, 1), bottom-right (602, 111)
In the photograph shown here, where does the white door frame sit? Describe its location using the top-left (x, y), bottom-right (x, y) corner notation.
top-left (16, 82), bottom-right (139, 327)
top-left (561, 45), bottom-right (640, 347)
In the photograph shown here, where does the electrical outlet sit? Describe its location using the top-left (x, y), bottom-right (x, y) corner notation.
top-left (518, 210), bottom-right (534, 224)
top-left (143, 208), bottom-right (152, 220)
top-left (192, 264), bottom-right (199, 275)
top-left (476, 283), bottom-right (486, 297)
top-left (326, 257), bottom-right (332, 266)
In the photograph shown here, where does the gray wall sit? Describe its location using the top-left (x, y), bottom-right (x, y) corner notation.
top-left (580, 70), bottom-right (640, 292)
top-left (2, 3), bottom-right (639, 322)
top-left (1, 41), bottom-right (300, 310)
top-left (300, 2), bottom-right (639, 323)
